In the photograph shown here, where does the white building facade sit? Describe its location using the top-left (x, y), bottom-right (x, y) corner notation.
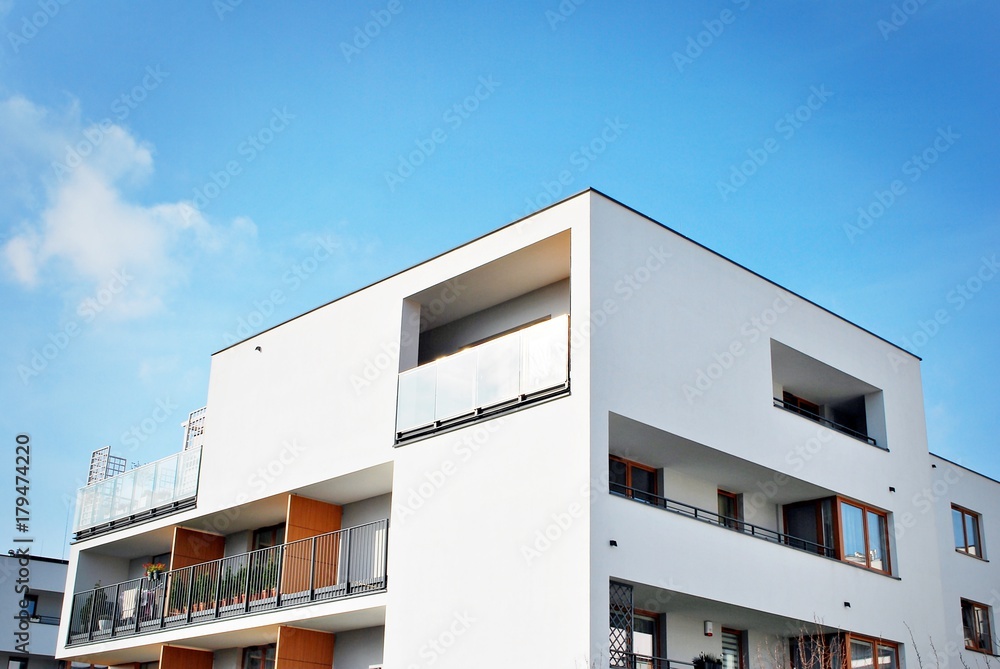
top-left (2, 553), bottom-right (69, 669)
top-left (57, 190), bottom-right (999, 669)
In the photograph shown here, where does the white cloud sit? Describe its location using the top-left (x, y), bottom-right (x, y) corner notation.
top-left (0, 95), bottom-right (257, 317)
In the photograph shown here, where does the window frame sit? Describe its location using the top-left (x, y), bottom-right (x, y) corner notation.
top-left (609, 455), bottom-right (658, 503)
top-left (718, 490), bottom-right (742, 531)
top-left (836, 497), bottom-right (891, 574)
top-left (961, 598), bottom-right (995, 654)
top-left (843, 633), bottom-right (898, 669)
top-left (952, 505), bottom-right (985, 559)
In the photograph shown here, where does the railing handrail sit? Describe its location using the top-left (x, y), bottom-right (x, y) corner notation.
top-left (77, 445), bottom-right (202, 493)
top-left (611, 652), bottom-right (695, 669)
top-left (612, 485), bottom-right (835, 558)
top-left (71, 518), bottom-right (386, 597)
top-left (772, 397), bottom-right (877, 446)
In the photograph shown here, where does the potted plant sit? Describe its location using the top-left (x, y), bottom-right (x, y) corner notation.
top-left (192, 571), bottom-right (217, 611)
top-left (144, 561), bottom-right (167, 582)
top-left (167, 573), bottom-right (188, 615)
top-left (694, 653), bottom-right (722, 669)
top-left (78, 582), bottom-right (110, 634)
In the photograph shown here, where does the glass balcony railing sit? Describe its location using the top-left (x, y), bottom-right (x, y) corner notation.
top-left (396, 314), bottom-right (570, 437)
top-left (74, 447), bottom-right (202, 534)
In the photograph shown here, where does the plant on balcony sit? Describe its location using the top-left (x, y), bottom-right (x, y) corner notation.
top-left (167, 573), bottom-right (188, 615)
top-left (191, 571), bottom-right (217, 611)
top-left (694, 652), bottom-right (722, 669)
top-left (77, 582), bottom-right (111, 633)
top-left (143, 561), bottom-right (167, 581)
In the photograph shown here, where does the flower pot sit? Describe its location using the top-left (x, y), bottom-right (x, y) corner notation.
top-left (97, 618), bottom-right (112, 632)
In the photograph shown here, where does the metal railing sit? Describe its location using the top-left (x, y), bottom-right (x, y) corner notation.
top-left (772, 397), bottom-right (877, 446)
top-left (612, 485), bottom-right (835, 558)
top-left (611, 653), bottom-right (695, 669)
top-left (74, 447), bottom-right (203, 534)
top-left (396, 314), bottom-right (570, 438)
top-left (66, 519), bottom-right (388, 646)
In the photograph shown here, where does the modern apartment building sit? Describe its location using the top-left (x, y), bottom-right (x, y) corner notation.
top-left (2, 553), bottom-right (69, 669)
top-left (57, 189), bottom-right (999, 669)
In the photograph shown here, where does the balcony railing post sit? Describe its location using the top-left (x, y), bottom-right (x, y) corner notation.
top-left (243, 554), bottom-right (252, 613)
top-left (185, 567), bottom-right (194, 624)
top-left (213, 559), bottom-right (223, 618)
top-left (308, 536), bottom-right (317, 600)
top-left (381, 519), bottom-right (389, 586)
top-left (109, 583), bottom-right (121, 638)
top-left (160, 574), bottom-right (169, 629)
top-left (275, 544), bottom-right (285, 607)
top-left (135, 580), bottom-right (143, 634)
top-left (342, 527), bottom-right (352, 595)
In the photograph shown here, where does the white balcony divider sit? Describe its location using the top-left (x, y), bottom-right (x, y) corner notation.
top-left (74, 447), bottom-right (202, 533)
top-left (396, 314), bottom-right (569, 435)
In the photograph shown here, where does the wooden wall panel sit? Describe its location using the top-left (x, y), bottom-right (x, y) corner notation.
top-left (283, 496), bottom-right (342, 594)
top-left (170, 527), bottom-right (225, 570)
top-left (160, 645), bottom-right (213, 669)
top-left (276, 626), bottom-right (334, 669)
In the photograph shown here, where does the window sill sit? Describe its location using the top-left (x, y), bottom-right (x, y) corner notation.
top-left (955, 548), bottom-right (989, 562)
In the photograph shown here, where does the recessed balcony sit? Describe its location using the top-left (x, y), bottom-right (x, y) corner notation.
top-left (66, 519), bottom-right (387, 646)
top-left (395, 314), bottom-right (569, 439)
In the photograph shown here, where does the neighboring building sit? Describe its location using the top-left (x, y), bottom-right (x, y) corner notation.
top-left (2, 553), bottom-right (69, 669)
top-left (56, 189), bottom-right (999, 669)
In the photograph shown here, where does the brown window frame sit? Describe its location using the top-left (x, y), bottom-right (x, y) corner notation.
top-left (961, 598), bottom-right (995, 654)
top-left (718, 490), bottom-right (742, 531)
top-left (609, 455), bottom-right (658, 502)
top-left (952, 505), bottom-right (985, 558)
top-left (836, 497), bottom-right (892, 575)
top-left (721, 627), bottom-right (745, 669)
top-left (843, 633), bottom-right (899, 669)
top-left (783, 390), bottom-right (821, 418)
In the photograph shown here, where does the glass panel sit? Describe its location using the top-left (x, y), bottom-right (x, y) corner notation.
top-left (850, 639), bottom-right (874, 669)
top-left (785, 502), bottom-right (819, 552)
top-left (631, 468), bottom-right (656, 504)
top-left (718, 493), bottom-right (739, 528)
top-left (396, 364), bottom-right (437, 432)
top-left (475, 335), bottom-right (521, 407)
top-left (866, 510), bottom-right (888, 571)
top-left (435, 348), bottom-right (477, 420)
top-left (609, 458), bottom-right (628, 496)
top-left (877, 644), bottom-right (897, 669)
top-left (634, 616), bottom-right (656, 656)
top-left (521, 315), bottom-right (568, 395)
top-left (975, 605), bottom-right (993, 650)
top-left (131, 464), bottom-right (155, 514)
top-left (952, 508), bottom-right (966, 550)
top-left (840, 502), bottom-right (867, 566)
top-left (965, 513), bottom-right (981, 556)
top-left (722, 630), bottom-right (741, 669)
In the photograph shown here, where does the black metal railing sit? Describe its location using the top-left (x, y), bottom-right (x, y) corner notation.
top-left (612, 485), bottom-right (835, 558)
top-left (66, 519), bottom-right (387, 646)
top-left (611, 653), bottom-right (695, 669)
top-left (772, 397), bottom-right (877, 446)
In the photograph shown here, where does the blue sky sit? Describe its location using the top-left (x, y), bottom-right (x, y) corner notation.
top-left (1, 1), bottom-right (997, 558)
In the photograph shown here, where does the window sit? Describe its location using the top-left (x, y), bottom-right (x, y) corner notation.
top-left (718, 490), bottom-right (742, 530)
top-left (952, 506), bottom-right (983, 557)
top-left (782, 498), bottom-right (836, 557)
top-left (722, 629), bottom-right (744, 669)
top-left (7, 660), bottom-right (28, 669)
top-left (839, 500), bottom-right (890, 573)
top-left (846, 635), bottom-right (897, 669)
top-left (783, 391), bottom-right (821, 418)
top-left (609, 456), bottom-right (657, 504)
top-left (252, 524), bottom-right (286, 550)
top-left (243, 645), bottom-right (276, 669)
top-left (24, 594), bottom-right (38, 618)
top-left (962, 599), bottom-right (994, 653)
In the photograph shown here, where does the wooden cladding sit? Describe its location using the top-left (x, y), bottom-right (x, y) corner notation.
top-left (160, 646), bottom-right (213, 669)
top-left (170, 527), bottom-right (225, 570)
top-left (276, 625), bottom-right (335, 669)
top-left (283, 495), bottom-right (343, 593)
